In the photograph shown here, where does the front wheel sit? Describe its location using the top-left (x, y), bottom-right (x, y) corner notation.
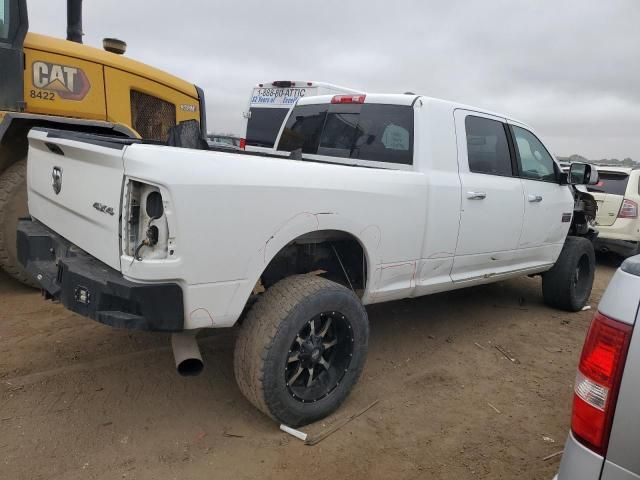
top-left (542, 236), bottom-right (595, 312)
top-left (234, 274), bottom-right (369, 426)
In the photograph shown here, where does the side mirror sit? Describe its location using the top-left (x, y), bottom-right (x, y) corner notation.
top-left (568, 162), bottom-right (599, 186)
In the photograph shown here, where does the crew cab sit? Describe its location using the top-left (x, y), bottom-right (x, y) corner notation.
top-left (17, 94), bottom-right (598, 426)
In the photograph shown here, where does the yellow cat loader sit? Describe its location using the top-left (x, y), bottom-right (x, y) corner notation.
top-left (0, 0), bottom-right (206, 286)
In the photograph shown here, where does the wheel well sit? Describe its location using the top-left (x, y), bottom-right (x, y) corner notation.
top-left (260, 230), bottom-right (368, 296)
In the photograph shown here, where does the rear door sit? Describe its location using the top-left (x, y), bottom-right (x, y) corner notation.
top-left (509, 124), bottom-right (573, 265)
top-left (587, 171), bottom-right (630, 226)
top-left (451, 111), bottom-right (525, 282)
top-left (26, 129), bottom-right (125, 270)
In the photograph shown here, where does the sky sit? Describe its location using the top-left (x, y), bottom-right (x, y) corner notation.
top-left (27, 0), bottom-right (640, 160)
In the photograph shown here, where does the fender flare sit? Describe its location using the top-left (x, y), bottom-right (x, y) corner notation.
top-left (225, 212), bottom-right (383, 321)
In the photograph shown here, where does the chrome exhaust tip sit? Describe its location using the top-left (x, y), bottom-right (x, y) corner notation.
top-left (171, 332), bottom-right (204, 376)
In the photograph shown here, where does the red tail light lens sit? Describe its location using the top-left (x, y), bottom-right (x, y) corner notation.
top-left (331, 94), bottom-right (366, 104)
top-left (618, 199), bottom-right (638, 219)
top-left (571, 312), bottom-right (632, 455)
top-left (239, 138), bottom-right (246, 150)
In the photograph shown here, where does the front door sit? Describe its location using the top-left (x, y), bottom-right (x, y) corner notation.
top-left (451, 110), bottom-right (525, 282)
top-left (509, 123), bottom-right (573, 266)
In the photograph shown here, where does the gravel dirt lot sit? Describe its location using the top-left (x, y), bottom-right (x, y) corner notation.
top-left (0, 257), bottom-right (621, 480)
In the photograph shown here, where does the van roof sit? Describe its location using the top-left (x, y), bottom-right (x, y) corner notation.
top-left (254, 81), bottom-right (363, 93)
top-left (296, 93), bottom-right (533, 128)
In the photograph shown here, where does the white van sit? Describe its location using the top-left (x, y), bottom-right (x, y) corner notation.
top-left (241, 81), bottom-right (363, 153)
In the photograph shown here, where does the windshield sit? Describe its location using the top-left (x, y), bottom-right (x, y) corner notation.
top-left (587, 172), bottom-right (630, 195)
top-left (246, 108), bottom-right (289, 148)
top-left (0, 0), bottom-right (9, 40)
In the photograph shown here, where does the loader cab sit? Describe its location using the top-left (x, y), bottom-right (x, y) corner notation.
top-left (0, 0), bottom-right (27, 111)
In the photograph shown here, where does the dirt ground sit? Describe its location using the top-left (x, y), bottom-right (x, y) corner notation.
top-left (0, 256), bottom-right (622, 480)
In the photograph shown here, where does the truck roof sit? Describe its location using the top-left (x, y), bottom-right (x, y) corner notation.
top-left (296, 93), bottom-right (533, 129)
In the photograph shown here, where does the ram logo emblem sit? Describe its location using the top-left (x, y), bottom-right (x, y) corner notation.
top-left (51, 167), bottom-right (63, 195)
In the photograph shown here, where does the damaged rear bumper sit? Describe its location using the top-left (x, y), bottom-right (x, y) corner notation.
top-left (17, 218), bottom-right (184, 332)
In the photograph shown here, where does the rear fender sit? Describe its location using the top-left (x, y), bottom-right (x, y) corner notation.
top-left (224, 213), bottom-right (382, 323)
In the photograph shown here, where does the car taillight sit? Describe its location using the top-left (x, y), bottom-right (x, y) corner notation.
top-left (331, 94), bottom-right (366, 104)
top-left (239, 138), bottom-right (246, 150)
top-left (618, 199), bottom-right (638, 218)
top-left (571, 312), bottom-right (633, 455)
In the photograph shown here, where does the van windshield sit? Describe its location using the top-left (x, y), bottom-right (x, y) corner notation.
top-left (246, 108), bottom-right (289, 148)
top-left (277, 103), bottom-right (414, 165)
top-left (0, 0), bottom-right (9, 40)
top-left (587, 172), bottom-right (630, 195)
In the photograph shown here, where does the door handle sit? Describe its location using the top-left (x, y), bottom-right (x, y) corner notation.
top-left (528, 194), bottom-right (543, 203)
top-left (466, 191), bottom-right (487, 200)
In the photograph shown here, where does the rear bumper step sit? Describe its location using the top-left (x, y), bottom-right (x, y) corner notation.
top-left (17, 218), bottom-right (184, 332)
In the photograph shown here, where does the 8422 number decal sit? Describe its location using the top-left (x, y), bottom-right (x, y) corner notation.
top-left (30, 90), bottom-right (56, 101)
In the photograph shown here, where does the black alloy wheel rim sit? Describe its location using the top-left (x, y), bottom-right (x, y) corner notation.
top-left (285, 311), bottom-right (354, 403)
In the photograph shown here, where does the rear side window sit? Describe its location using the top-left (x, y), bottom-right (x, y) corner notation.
top-left (465, 116), bottom-right (512, 176)
top-left (277, 103), bottom-right (414, 165)
top-left (246, 108), bottom-right (290, 148)
top-left (587, 172), bottom-right (630, 195)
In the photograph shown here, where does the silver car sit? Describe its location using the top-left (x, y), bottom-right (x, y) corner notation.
top-left (555, 256), bottom-right (640, 479)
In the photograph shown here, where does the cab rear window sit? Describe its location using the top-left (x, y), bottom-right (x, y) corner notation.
top-left (277, 103), bottom-right (414, 165)
top-left (587, 172), bottom-right (630, 195)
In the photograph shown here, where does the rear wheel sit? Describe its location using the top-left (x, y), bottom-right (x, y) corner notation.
top-left (542, 236), bottom-right (595, 312)
top-left (0, 159), bottom-right (37, 287)
top-left (234, 274), bottom-right (369, 426)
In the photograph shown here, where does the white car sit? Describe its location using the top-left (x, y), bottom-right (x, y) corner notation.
top-left (588, 167), bottom-right (640, 257)
top-left (18, 93), bottom-right (597, 426)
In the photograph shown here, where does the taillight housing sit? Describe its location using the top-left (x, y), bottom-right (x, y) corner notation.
top-left (239, 138), bottom-right (246, 150)
top-left (331, 94), bottom-right (366, 104)
top-left (618, 199), bottom-right (638, 219)
top-left (571, 312), bottom-right (632, 455)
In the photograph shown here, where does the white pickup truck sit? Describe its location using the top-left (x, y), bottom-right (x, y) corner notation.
top-left (17, 93), bottom-right (598, 426)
